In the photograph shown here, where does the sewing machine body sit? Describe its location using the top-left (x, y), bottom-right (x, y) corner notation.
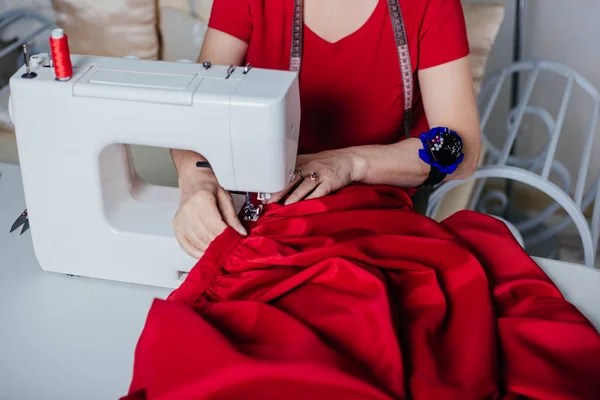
top-left (9, 54), bottom-right (300, 288)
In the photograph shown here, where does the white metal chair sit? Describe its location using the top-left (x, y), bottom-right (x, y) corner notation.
top-left (428, 61), bottom-right (600, 268)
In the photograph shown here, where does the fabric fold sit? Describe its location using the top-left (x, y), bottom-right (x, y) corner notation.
top-left (122, 184), bottom-right (600, 400)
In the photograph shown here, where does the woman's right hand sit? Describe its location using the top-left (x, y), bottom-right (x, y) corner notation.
top-left (173, 169), bottom-right (247, 259)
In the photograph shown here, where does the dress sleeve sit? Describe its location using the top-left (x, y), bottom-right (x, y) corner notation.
top-left (417, 0), bottom-right (470, 70)
top-left (207, 0), bottom-right (253, 43)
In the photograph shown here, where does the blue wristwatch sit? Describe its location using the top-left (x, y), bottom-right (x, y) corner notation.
top-left (418, 127), bottom-right (464, 185)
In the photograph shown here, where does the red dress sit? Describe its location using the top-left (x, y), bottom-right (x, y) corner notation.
top-left (122, 185), bottom-right (600, 399)
top-left (121, 1), bottom-right (600, 399)
top-left (207, 0), bottom-right (470, 154)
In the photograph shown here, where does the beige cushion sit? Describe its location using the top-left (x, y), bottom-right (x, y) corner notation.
top-left (50, 0), bottom-right (159, 59)
top-left (463, 3), bottom-right (506, 95)
top-left (159, 0), bottom-right (214, 22)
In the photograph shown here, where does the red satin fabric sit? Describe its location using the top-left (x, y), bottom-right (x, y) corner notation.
top-left (122, 185), bottom-right (600, 400)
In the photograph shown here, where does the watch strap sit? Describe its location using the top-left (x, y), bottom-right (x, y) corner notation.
top-left (423, 166), bottom-right (446, 186)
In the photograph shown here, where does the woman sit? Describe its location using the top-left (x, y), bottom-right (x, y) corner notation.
top-left (122, 4), bottom-right (600, 398)
top-left (171, 0), bottom-right (481, 259)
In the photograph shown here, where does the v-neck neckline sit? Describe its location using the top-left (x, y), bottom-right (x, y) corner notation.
top-left (304, 0), bottom-right (384, 46)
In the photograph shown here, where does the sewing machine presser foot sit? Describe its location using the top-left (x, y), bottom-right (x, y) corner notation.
top-left (242, 192), bottom-right (271, 222)
top-left (243, 203), bottom-right (262, 222)
top-left (243, 193), bottom-right (261, 222)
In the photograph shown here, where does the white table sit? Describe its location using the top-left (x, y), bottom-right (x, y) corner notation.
top-left (0, 162), bottom-right (598, 400)
top-left (0, 163), bottom-right (171, 400)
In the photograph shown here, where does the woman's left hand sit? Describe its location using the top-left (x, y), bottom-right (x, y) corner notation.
top-left (266, 149), bottom-right (365, 205)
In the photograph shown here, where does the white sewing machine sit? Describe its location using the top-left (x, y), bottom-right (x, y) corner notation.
top-left (9, 48), bottom-right (300, 288)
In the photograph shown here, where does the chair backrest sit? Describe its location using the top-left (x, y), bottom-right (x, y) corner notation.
top-left (479, 61), bottom-right (599, 207)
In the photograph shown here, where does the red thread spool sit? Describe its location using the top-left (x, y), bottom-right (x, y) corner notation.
top-left (49, 28), bottom-right (73, 81)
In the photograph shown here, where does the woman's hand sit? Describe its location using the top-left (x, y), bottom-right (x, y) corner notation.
top-left (267, 148), bottom-right (366, 205)
top-left (173, 169), bottom-right (247, 259)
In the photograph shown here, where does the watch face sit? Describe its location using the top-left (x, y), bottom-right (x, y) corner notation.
top-left (427, 129), bottom-right (463, 167)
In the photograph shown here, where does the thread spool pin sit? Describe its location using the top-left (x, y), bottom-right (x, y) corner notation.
top-left (21, 44), bottom-right (37, 79)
